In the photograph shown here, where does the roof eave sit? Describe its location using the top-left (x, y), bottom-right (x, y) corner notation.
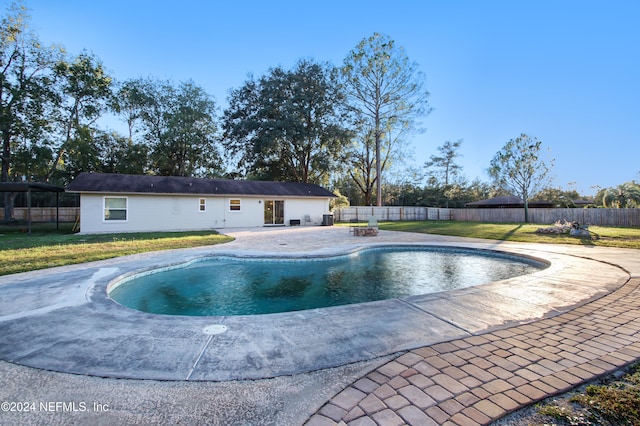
top-left (67, 189), bottom-right (335, 198)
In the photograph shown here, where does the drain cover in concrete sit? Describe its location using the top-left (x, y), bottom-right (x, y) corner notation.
top-left (203, 324), bottom-right (228, 335)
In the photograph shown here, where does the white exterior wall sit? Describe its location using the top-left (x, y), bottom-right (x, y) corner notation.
top-left (78, 193), bottom-right (332, 234)
top-left (283, 198), bottom-right (331, 225)
top-left (223, 197), bottom-right (264, 228)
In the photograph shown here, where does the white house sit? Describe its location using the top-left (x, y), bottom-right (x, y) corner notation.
top-left (66, 173), bottom-right (336, 234)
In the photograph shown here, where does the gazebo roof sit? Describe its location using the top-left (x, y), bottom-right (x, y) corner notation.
top-left (465, 195), bottom-right (524, 207)
top-left (0, 182), bottom-right (65, 193)
top-left (465, 195), bottom-right (555, 208)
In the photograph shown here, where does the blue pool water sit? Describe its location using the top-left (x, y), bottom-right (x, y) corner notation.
top-left (109, 247), bottom-right (546, 316)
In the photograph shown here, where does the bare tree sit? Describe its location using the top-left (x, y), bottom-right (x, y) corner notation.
top-left (342, 33), bottom-right (430, 206)
top-left (489, 134), bottom-right (554, 222)
top-left (424, 140), bottom-right (463, 208)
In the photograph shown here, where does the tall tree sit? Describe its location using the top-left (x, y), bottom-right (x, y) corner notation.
top-left (46, 51), bottom-right (113, 181)
top-left (121, 78), bottom-right (221, 177)
top-left (11, 137), bottom-right (53, 182)
top-left (342, 32), bottom-right (430, 206)
top-left (95, 131), bottom-right (149, 175)
top-left (152, 81), bottom-right (220, 176)
top-left (424, 139), bottom-right (463, 208)
top-left (222, 59), bottom-right (351, 184)
top-left (112, 78), bottom-right (150, 143)
top-left (489, 134), bottom-right (554, 222)
top-left (1, 2), bottom-right (62, 220)
top-left (345, 128), bottom-right (375, 205)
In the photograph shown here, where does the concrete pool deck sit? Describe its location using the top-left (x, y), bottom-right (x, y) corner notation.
top-left (1, 226), bottom-right (639, 425)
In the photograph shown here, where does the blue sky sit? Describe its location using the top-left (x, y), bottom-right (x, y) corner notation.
top-left (23, 0), bottom-right (640, 195)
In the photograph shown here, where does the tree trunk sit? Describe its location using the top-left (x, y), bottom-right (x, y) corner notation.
top-left (2, 132), bottom-right (15, 221)
top-left (375, 121), bottom-right (382, 207)
top-left (47, 101), bottom-right (79, 181)
top-left (3, 192), bottom-right (16, 222)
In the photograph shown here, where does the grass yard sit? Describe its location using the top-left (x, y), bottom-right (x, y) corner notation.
top-left (496, 361), bottom-right (640, 425)
top-left (2, 220), bottom-right (639, 276)
top-left (0, 222), bottom-right (233, 276)
top-left (378, 221), bottom-right (640, 249)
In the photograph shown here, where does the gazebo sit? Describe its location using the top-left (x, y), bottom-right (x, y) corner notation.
top-left (0, 182), bottom-right (65, 234)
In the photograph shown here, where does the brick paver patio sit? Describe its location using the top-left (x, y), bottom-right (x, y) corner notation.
top-left (307, 276), bottom-right (640, 425)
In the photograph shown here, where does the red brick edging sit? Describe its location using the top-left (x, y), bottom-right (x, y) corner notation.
top-left (306, 277), bottom-right (640, 426)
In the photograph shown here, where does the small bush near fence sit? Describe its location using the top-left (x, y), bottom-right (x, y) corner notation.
top-left (334, 207), bottom-right (640, 228)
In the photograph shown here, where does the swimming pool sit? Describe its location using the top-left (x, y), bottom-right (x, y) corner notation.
top-left (109, 246), bottom-right (546, 316)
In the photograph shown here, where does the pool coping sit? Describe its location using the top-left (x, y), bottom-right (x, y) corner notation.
top-left (0, 227), bottom-right (632, 381)
top-left (107, 244), bottom-right (550, 316)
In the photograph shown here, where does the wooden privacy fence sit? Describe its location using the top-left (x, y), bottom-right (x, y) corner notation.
top-left (2, 207), bottom-right (79, 222)
top-left (334, 207), bottom-right (453, 222)
top-left (453, 208), bottom-right (640, 227)
top-left (334, 207), bottom-right (640, 227)
top-left (5, 206), bottom-right (638, 227)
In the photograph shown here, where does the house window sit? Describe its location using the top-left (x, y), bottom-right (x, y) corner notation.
top-left (199, 198), bottom-right (206, 212)
top-left (104, 197), bottom-right (127, 221)
top-left (229, 199), bottom-right (241, 212)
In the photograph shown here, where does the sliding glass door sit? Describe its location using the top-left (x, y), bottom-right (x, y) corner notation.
top-left (264, 200), bottom-right (284, 225)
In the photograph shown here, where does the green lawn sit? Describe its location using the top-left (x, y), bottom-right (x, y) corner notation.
top-left (377, 221), bottom-right (640, 249)
top-left (0, 222), bottom-right (233, 276)
top-left (526, 361), bottom-right (640, 425)
top-left (2, 220), bottom-right (639, 277)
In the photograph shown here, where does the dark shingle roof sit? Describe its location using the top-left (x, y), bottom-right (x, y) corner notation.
top-left (465, 195), bottom-right (524, 207)
top-left (66, 173), bottom-right (336, 198)
top-left (465, 195), bottom-right (555, 208)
